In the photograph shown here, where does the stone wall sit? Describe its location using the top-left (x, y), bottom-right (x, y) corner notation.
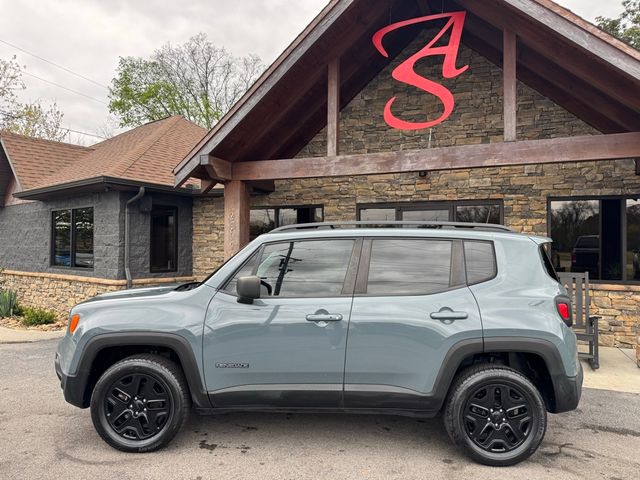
top-left (1, 270), bottom-right (196, 319)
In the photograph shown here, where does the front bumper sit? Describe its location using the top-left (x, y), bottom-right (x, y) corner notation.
top-left (55, 352), bottom-right (88, 408)
top-left (550, 361), bottom-right (583, 413)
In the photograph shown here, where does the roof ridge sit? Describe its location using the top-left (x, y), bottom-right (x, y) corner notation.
top-left (0, 129), bottom-right (94, 151)
top-left (117, 116), bottom-right (183, 178)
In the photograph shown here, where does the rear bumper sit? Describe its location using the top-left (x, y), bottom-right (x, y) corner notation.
top-left (550, 362), bottom-right (583, 413)
top-left (55, 352), bottom-right (88, 408)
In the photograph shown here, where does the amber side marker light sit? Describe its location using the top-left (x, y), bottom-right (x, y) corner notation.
top-left (69, 314), bottom-right (81, 333)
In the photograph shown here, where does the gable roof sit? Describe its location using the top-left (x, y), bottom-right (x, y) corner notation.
top-left (0, 131), bottom-right (91, 191)
top-left (174, 0), bottom-right (640, 186)
top-left (1, 116), bottom-right (206, 199)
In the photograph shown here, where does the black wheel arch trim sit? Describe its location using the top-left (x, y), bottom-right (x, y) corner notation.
top-left (63, 332), bottom-right (210, 409)
top-left (430, 336), bottom-right (579, 414)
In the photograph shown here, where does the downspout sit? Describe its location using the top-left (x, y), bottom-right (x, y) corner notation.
top-left (125, 187), bottom-right (145, 289)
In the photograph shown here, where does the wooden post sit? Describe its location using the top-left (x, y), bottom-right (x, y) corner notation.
top-left (503, 29), bottom-right (517, 142)
top-left (224, 180), bottom-right (250, 260)
top-left (327, 58), bottom-right (340, 156)
top-left (636, 158), bottom-right (640, 175)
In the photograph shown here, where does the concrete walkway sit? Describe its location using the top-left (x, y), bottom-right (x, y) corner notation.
top-left (0, 326), bottom-right (64, 344)
top-left (582, 347), bottom-right (640, 394)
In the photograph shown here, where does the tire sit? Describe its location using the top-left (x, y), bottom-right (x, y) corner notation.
top-left (444, 365), bottom-right (547, 466)
top-left (90, 354), bottom-right (191, 452)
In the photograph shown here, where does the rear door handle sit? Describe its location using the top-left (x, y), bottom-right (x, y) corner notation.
top-left (306, 313), bottom-right (343, 322)
top-left (430, 308), bottom-right (468, 321)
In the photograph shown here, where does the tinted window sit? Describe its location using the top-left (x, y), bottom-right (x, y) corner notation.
top-left (74, 207), bottom-right (94, 268)
top-left (464, 241), bottom-right (496, 284)
top-left (367, 239), bottom-right (452, 295)
top-left (150, 206), bottom-right (178, 272)
top-left (52, 208), bottom-right (94, 268)
top-left (52, 210), bottom-right (71, 267)
top-left (456, 204), bottom-right (501, 224)
top-left (250, 206), bottom-right (323, 240)
top-left (256, 240), bottom-right (354, 297)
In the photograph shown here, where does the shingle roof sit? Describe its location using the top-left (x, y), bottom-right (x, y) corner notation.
top-left (0, 116), bottom-right (206, 193)
top-left (0, 132), bottom-right (91, 190)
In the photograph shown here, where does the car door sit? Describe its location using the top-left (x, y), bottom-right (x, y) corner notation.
top-left (344, 237), bottom-right (484, 411)
top-left (203, 237), bottom-right (361, 409)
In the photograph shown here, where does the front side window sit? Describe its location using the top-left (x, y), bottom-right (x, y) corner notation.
top-left (255, 239), bottom-right (354, 297)
top-left (366, 239), bottom-right (452, 295)
top-left (250, 206), bottom-right (323, 240)
top-left (550, 196), bottom-right (640, 283)
top-left (150, 206), bottom-right (178, 273)
top-left (52, 208), bottom-right (94, 268)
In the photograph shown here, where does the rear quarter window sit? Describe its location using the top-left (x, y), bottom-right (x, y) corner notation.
top-left (464, 241), bottom-right (496, 285)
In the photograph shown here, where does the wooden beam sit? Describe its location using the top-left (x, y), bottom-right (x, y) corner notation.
top-left (327, 58), bottom-right (341, 156)
top-left (199, 178), bottom-right (217, 194)
top-left (232, 132), bottom-right (640, 181)
top-left (503, 29), bottom-right (517, 142)
top-left (201, 155), bottom-right (232, 182)
top-left (224, 180), bottom-right (250, 259)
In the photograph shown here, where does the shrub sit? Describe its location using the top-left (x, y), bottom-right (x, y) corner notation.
top-left (0, 289), bottom-right (18, 317)
top-left (21, 307), bottom-right (57, 326)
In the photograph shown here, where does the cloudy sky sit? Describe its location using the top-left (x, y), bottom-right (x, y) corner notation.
top-left (0, 0), bottom-right (625, 144)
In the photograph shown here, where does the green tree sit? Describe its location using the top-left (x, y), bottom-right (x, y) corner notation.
top-left (0, 55), bottom-right (68, 141)
top-left (109, 33), bottom-right (263, 129)
top-left (596, 0), bottom-right (640, 49)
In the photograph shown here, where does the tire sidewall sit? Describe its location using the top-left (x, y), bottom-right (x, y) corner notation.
top-left (90, 359), bottom-right (186, 452)
top-left (447, 369), bottom-right (547, 466)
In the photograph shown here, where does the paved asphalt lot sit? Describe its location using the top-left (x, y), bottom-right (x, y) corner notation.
top-left (1, 340), bottom-right (639, 480)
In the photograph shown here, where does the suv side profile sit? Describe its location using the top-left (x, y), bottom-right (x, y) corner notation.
top-left (55, 222), bottom-right (582, 466)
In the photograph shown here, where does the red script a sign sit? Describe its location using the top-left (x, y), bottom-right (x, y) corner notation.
top-left (372, 12), bottom-right (469, 130)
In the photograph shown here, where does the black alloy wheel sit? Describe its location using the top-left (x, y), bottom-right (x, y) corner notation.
top-left (104, 372), bottom-right (172, 441)
top-left (90, 354), bottom-right (191, 452)
top-left (463, 382), bottom-right (533, 453)
top-left (444, 365), bottom-right (547, 466)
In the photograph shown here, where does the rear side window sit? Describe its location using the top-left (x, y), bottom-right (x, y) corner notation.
top-left (366, 239), bottom-right (452, 295)
top-left (464, 241), bottom-right (496, 285)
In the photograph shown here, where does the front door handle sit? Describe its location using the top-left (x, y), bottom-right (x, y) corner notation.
top-left (430, 308), bottom-right (468, 321)
top-left (306, 312), bottom-right (343, 322)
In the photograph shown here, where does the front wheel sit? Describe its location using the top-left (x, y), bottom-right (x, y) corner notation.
top-left (90, 354), bottom-right (191, 452)
top-left (444, 365), bottom-right (547, 466)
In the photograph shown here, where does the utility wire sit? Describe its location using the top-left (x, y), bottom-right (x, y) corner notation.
top-left (0, 110), bottom-right (107, 139)
top-left (0, 38), bottom-right (109, 89)
top-left (21, 71), bottom-right (108, 105)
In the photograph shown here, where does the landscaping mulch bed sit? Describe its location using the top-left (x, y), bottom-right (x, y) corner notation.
top-left (0, 316), bottom-right (67, 332)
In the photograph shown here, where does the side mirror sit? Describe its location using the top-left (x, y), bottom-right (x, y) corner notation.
top-left (237, 275), bottom-right (261, 304)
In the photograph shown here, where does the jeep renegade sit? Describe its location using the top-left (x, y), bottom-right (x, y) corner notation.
top-left (55, 221), bottom-right (582, 466)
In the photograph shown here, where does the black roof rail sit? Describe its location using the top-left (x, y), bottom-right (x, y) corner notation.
top-left (270, 221), bottom-right (515, 233)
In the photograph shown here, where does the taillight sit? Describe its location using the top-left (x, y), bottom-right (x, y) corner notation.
top-left (555, 297), bottom-right (572, 327)
top-left (571, 253), bottom-right (576, 264)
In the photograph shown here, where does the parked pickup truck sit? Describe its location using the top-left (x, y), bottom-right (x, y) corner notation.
top-left (55, 221), bottom-right (582, 466)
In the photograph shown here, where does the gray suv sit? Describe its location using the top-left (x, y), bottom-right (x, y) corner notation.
top-left (55, 222), bottom-right (582, 466)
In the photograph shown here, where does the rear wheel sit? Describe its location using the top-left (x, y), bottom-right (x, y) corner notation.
top-left (444, 365), bottom-right (547, 466)
top-left (90, 354), bottom-right (191, 452)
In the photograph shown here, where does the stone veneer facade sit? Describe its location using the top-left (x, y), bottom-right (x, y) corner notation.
top-left (191, 32), bottom-right (640, 352)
